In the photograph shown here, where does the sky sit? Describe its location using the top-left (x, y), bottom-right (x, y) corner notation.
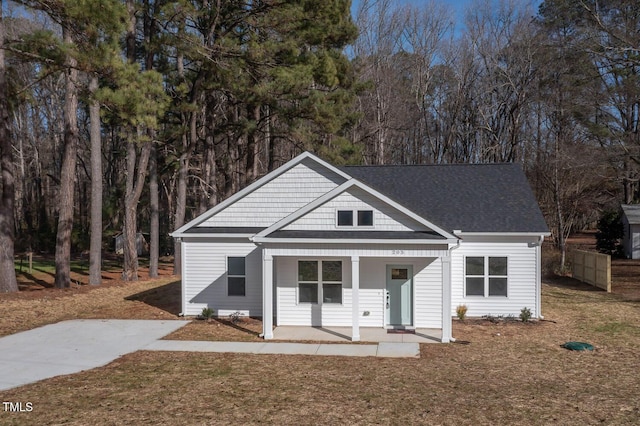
top-left (350, 0), bottom-right (544, 36)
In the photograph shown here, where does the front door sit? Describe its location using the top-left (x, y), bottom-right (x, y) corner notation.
top-left (385, 265), bottom-right (413, 327)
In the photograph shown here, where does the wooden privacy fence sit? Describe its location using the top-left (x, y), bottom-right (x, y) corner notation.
top-left (572, 250), bottom-right (611, 292)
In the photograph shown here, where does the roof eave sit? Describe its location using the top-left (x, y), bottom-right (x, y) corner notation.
top-left (251, 237), bottom-right (458, 245)
top-left (453, 231), bottom-right (551, 237)
top-left (170, 232), bottom-right (256, 239)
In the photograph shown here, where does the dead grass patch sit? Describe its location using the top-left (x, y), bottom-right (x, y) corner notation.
top-left (166, 317), bottom-right (263, 342)
top-left (0, 277), bottom-right (181, 337)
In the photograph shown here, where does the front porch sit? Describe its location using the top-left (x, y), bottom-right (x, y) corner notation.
top-left (273, 326), bottom-right (442, 343)
top-left (261, 245), bottom-right (454, 343)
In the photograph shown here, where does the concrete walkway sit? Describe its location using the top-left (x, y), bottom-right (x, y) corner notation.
top-left (147, 340), bottom-right (420, 358)
top-left (0, 320), bottom-right (420, 392)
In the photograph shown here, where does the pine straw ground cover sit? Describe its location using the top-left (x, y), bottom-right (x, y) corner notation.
top-left (0, 260), bottom-right (639, 424)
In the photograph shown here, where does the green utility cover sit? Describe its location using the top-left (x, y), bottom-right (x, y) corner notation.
top-left (561, 341), bottom-right (594, 351)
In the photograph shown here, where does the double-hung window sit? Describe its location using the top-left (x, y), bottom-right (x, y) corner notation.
top-left (227, 257), bottom-right (246, 296)
top-left (465, 256), bottom-right (508, 297)
top-left (298, 261), bottom-right (319, 303)
top-left (298, 260), bottom-right (343, 304)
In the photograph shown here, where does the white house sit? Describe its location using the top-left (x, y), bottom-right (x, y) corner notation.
top-left (621, 204), bottom-right (640, 259)
top-left (171, 152), bottom-right (549, 342)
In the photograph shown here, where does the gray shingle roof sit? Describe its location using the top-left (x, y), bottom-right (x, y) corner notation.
top-left (342, 163), bottom-right (548, 234)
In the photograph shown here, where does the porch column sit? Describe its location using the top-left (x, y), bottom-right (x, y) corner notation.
top-left (351, 255), bottom-right (360, 342)
top-left (441, 255), bottom-right (452, 343)
top-left (262, 251), bottom-right (274, 339)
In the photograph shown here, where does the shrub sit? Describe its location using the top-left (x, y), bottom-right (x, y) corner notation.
top-left (595, 210), bottom-right (624, 257)
top-left (520, 307), bottom-right (532, 323)
top-left (200, 307), bottom-right (214, 320)
top-left (229, 311), bottom-right (243, 324)
top-left (456, 304), bottom-right (468, 321)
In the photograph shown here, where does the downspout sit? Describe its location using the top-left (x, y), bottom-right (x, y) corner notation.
top-left (535, 235), bottom-right (545, 320)
top-left (176, 236), bottom-right (185, 317)
top-left (447, 235), bottom-right (462, 343)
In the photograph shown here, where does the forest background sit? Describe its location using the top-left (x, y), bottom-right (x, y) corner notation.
top-left (0, 0), bottom-right (637, 292)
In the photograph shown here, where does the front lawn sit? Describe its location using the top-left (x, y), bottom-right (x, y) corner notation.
top-left (1, 247), bottom-right (639, 424)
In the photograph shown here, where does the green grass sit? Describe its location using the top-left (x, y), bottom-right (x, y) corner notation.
top-left (14, 256), bottom-right (135, 276)
top-left (593, 321), bottom-right (640, 336)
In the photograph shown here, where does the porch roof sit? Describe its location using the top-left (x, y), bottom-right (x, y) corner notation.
top-left (265, 230), bottom-right (445, 240)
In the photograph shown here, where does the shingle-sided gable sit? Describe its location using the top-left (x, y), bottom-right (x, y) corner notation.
top-left (282, 186), bottom-right (426, 232)
top-left (343, 163), bottom-right (548, 234)
top-left (197, 158), bottom-right (346, 228)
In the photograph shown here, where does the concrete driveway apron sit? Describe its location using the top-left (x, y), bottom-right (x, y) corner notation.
top-left (0, 319), bottom-right (187, 391)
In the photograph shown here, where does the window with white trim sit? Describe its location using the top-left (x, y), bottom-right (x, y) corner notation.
top-left (298, 260), bottom-right (342, 304)
top-left (465, 256), bottom-right (508, 297)
top-left (337, 210), bottom-right (353, 226)
top-left (357, 210), bottom-right (374, 226)
top-left (337, 210), bottom-right (374, 227)
top-left (227, 257), bottom-right (246, 296)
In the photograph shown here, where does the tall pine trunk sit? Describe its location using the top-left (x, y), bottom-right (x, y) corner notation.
top-left (123, 140), bottom-right (151, 281)
top-left (121, 0), bottom-right (146, 281)
top-left (88, 76), bottom-right (102, 285)
top-left (149, 141), bottom-right (159, 278)
top-left (145, 0), bottom-right (159, 278)
top-left (54, 26), bottom-right (78, 289)
top-left (0, 1), bottom-right (18, 293)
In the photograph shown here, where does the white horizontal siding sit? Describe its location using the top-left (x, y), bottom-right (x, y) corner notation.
top-left (284, 187), bottom-right (419, 231)
top-left (414, 258), bottom-right (443, 328)
top-left (199, 159), bottom-right (344, 228)
top-left (267, 244), bottom-right (449, 258)
top-left (276, 288), bottom-right (385, 327)
top-left (360, 257), bottom-right (442, 328)
top-left (451, 241), bottom-right (539, 317)
top-left (182, 240), bottom-right (263, 317)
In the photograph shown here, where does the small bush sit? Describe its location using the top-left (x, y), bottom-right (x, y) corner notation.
top-left (456, 304), bottom-right (468, 321)
top-left (229, 311), bottom-right (243, 324)
top-left (520, 307), bottom-right (532, 323)
top-left (200, 307), bottom-right (214, 320)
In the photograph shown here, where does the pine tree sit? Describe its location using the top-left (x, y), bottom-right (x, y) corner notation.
top-left (0, 0), bottom-right (18, 293)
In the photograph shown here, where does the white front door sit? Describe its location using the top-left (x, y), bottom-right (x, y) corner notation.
top-left (385, 265), bottom-right (413, 327)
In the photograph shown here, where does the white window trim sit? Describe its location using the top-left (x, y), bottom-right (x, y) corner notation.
top-left (335, 209), bottom-right (375, 228)
top-left (297, 260), bottom-right (343, 305)
top-left (227, 256), bottom-right (246, 297)
top-left (464, 256), bottom-right (509, 298)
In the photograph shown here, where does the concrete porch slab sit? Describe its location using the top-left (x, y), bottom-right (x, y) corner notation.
top-left (272, 326), bottom-right (441, 343)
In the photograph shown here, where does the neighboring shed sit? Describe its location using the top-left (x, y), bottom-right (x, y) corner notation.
top-left (114, 232), bottom-right (149, 256)
top-left (621, 205), bottom-right (640, 259)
